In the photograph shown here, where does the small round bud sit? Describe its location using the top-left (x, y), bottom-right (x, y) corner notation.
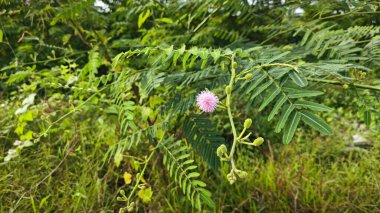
top-left (225, 86), bottom-right (231, 95)
top-left (252, 137), bottom-right (264, 146)
top-left (232, 62), bottom-right (237, 69)
top-left (117, 196), bottom-right (123, 201)
top-left (235, 169), bottom-right (248, 179)
top-left (343, 84), bottom-right (349, 89)
top-left (227, 171), bottom-right (236, 184)
top-left (244, 73), bottom-right (253, 80)
top-left (216, 144), bottom-right (228, 158)
top-left (244, 119), bottom-right (252, 129)
top-left (120, 189), bottom-right (125, 196)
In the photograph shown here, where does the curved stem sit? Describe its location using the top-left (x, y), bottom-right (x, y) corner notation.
top-left (226, 55), bottom-right (238, 170)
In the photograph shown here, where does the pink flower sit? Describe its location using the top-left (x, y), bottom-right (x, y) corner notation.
top-left (196, 90), bottom-right (219, 113)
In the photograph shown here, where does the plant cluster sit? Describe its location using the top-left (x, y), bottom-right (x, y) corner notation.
top-left (1, 0), bottom-right (379, 211)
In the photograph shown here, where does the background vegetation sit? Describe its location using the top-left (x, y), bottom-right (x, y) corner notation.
top-left (1, 0), bottom-right (379, 212)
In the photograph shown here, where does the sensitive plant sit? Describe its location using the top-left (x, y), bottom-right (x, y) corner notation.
top-left (1, 0), bottom-right (380, 212)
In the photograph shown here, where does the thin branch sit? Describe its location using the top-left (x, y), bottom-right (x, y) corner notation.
top-left (307, 78), bottom-right (380, 92)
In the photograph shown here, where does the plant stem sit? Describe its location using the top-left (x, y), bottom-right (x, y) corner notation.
top-left (126, 136), bottom-right (164, 202)
top-left (227, 55), bottom-right (238, 170)
top-left (307, 78), bottom-right (380, 92)
top-left (238, 63), bottom-right (300, 78)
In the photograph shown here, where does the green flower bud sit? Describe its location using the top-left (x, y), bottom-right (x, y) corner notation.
top-left (227, 171), bottom-right (236, 184)
top-left (252, 137), bottom-right (264, 146)
top-left (127, 206), bottom-right (134, 212)
top-left (235, 169), bottom-right (248, 179)
top-left (216, 144), bottom-right (227, 158)
top-left (117, 196), bottom-right (124, 201)
top-left (343, 84), bottom-right (349, 89)
top-left (244, 73), bottom-right (253, 80)
top-left (244, 119), bottom-right (252, 129)
top-left (232, 62), bottom-right (237, 69)
top-left (225, 85), bottom-right (231, 95)
top-left (120, 189), bottom-right (125, 196)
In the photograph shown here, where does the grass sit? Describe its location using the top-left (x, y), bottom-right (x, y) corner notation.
top-left (1, 99), bottom-right (379, 212)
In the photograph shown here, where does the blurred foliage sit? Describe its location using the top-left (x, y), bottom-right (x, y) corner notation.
top-left (0, 0), bottom-right (379, 212)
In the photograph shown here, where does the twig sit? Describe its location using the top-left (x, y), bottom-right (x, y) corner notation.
top-left (307, 78), bottom-right (380, 92)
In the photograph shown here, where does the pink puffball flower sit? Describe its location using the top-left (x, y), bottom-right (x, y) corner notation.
top-left (196, 90), bottom-right (219, 113)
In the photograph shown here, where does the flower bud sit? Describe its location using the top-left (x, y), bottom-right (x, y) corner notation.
top-left (252, 137), bottom-right (264, 146)
top-left (225, 86), bottom-right (231, 95)
top-left (227, 171), bottom-right (236, 184)
top-left (232, 62), bottom-right (237, 69)
top-left (244, 119), bottom-right (252, 129)
top-left (216, 144), bottom-right (227, 158)
top-left (244, 73), bottom-right (253, 80)
top-left (235, 169), bottom-right (248, 179)
top-left (343, 84), bottom-right (349, 89)
top-left (127, 206), bottom-right (134, 212)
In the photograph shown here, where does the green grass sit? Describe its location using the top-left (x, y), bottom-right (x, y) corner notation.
top-left (1, 101), bottom-right (379, 212)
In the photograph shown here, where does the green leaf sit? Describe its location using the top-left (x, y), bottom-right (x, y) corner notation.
top-left (259, 87), bottom-right (281, 111)
top-left (300, 111), bottom-right (333, 135)
top-left (364, 111), bottom-right (371, 126)
top-left (200, 191), bottom-right (216, 209)
top-left (195, 194), bottom-right (201, 210)
top-left (284, 87), bottom-right (324, 98)
top-left (250, 79), bottom-right (273, 100)
top-left (18, 110), bottom-right (34, 122)
top-left (282, 112), bottom-right (301, 144)
top-left (246, 74), bottom-right (266, 94)
top-left (39, 195), bottom-right (51, 209)
top-left (20, 131), bottom-right (33, 140)
top-left (187, 172), bottom-right (200, 179)
top-left (275, 104), bottom-right (295, 133)
top-left (294, 100), bottom-right (332, 112)
top-left (138, 9), bottom-right (150, 28)
top-left (137, 187), bottom-right (153, 204)
top-left (268, 95), bottom-right (287, 121)
top-left (192, 180), bottom-right (207, 187)
top-left (301, 30), bottom-right (311, 46)
top-left (155, 17), bottom-right (173, 24)
top-left (289, 71), bottom-right (308, 87)
top-left (114, 150), bottom-right (123, 167)
top-left (0, 29), bottom-right (3, 42)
